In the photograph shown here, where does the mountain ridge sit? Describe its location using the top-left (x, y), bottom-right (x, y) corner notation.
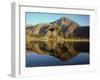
top-left (26, 17), bottom-right (80, 38)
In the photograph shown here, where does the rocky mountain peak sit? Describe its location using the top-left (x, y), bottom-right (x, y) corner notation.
top-left (59, 17), bottom-right (70, 22)
top-left (26, 17), bottom-right (81, 38)
top-left (55, 17), bottom-right (73, 27)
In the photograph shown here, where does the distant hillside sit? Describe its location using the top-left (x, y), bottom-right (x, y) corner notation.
top-left (73, 26), bottom-right (89, 38)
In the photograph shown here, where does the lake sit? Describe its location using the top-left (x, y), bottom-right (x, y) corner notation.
top-left (26, 41), bottom-right (89, 67)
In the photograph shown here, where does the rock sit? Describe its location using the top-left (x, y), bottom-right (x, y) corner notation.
top-left (26, 17), bottom-right (80, 38)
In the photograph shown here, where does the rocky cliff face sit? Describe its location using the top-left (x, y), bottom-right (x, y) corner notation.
top-left (26, 17), bottom-right (80, 38)
top-left (50, 17), bottom-right (80, 38)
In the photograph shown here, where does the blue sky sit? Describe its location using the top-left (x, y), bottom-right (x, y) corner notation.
top-left (26, 12), bottom-right (90, 27)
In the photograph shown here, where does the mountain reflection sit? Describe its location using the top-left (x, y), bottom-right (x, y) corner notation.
top-left (26, 41), bottom-right (89, 61)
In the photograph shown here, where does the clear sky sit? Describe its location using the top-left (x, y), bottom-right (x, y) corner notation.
top-left (26, 12), bottom-right (90, 27)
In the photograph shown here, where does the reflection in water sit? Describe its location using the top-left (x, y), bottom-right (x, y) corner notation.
top-left (26, 41), bottom-right (89, 67)
top-left (74, 42), bottom-right (89, 53)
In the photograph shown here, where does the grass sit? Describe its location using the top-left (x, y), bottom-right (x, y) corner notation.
top-left (28, 36), bottom-right (89, 42)
top-left (62, 39), bottom-right (89, 42)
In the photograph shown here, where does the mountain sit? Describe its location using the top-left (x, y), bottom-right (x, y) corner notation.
top-left (26, 17), bottom-right (80, 38)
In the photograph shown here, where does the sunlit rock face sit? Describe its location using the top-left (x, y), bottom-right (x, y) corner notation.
top-left (26, 17), bottom-right (89, 62)
top-left (26, 17), bottom-right (80, 39)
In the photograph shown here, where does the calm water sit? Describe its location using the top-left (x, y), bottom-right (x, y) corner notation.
top-left (26, 52), bottom-right (89, 67)
top-left (26, 41), bottom-right (89, 67)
